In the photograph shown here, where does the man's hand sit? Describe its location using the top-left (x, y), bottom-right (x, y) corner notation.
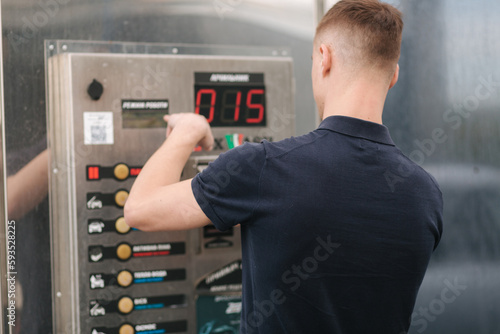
top-left (164, 113), bottom-right (214, 152)
top-left (124, 113), bottom-right (214, 231)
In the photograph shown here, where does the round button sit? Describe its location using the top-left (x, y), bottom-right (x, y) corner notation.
top-left (117, 270), bottom-right (133, 288)
top-left (117, 296), bottom-right (134, 314)
top-left (114, 164), bottom-right (130, 181)
top-left (115, 190), bottom-right (129, 207)
top-left (115, 217), bottom-right (131, 234)
top-left (119, 324), bottom-right (135, 334)
top-left (116, 243), bottom-right (132, 261)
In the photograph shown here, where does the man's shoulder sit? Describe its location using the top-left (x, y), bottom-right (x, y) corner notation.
top-left (218, 130), bottom-right (325, 162)
top-left (260, 130), bottom-right (327, 159)
top-left (391, 149), bottom-right (443, 199)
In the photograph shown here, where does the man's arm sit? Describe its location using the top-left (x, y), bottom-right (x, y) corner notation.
top-left (124, 113), bottom-right (214, 231)
top-left (7, 149), bottom-right (49, 220)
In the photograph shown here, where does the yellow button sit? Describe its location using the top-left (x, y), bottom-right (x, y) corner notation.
top-left (115, 217), bottom-right (130, 234)
top-left (116, 244), bottom-right (132, 261)
top-left (117, 270), bottom-right (133, 288)
top-left (115, 190), bottom-right (129, 207)
top-left (114, 164), bottom-right (130, 180)
top-left (117, 296), bottom-right (134, 314)
top-left (119, 324), bottom-right (135, 334)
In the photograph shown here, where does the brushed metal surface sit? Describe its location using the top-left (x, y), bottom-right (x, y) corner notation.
top-left (47, 47), bottom-right (294, 333)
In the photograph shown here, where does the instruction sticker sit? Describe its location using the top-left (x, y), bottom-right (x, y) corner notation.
top-left (84, 112), bottom-right (114, 145)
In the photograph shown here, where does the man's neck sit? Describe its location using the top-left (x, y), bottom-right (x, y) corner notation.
top-left (321, 79), bottom-right (388, 125)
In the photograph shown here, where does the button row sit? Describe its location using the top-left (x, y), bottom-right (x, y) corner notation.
top-left (87, 190), bottom-right (129, 210)
top-left (90, 294), bottom-right (186, 317)
top-left (91, 319), bottom-right (188, 334)
top-left (87, 164), bottom-right (142, 181)
top-left (89, 242), bottom-right (186, 263)
top-left (90, 268), bottom-right (187, 289)
top-left (88, 217), bottom-right (132, 235)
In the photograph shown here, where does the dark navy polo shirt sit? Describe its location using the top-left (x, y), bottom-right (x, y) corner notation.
top-left (192, 116), bottom-right (443, 334)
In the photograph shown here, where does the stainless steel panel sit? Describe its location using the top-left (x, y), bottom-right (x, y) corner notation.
top-left (47, 43), bottom-right (294, 333)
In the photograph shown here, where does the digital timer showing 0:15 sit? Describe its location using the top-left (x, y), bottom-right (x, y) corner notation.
top-left (194, 85), bottom-right (266, 127)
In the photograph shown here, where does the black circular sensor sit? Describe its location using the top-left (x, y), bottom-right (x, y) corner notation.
top-left (87, 79), bottom-right (104, 100)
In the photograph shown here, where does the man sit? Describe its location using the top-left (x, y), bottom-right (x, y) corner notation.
top-left (125, 0), bottom-right (443, 333)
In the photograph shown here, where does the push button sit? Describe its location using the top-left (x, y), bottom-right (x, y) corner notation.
top-left (115, 190), bottom-right (129, 207)
top-left (117, 270), bottom-right (133, 288)
top-left (115, 217), bottom-right (130, 234)
top-left (119, 324), bottom-right (135, 334)
top-left (117, 296), bottom-right (134, 314)
top-left (114, 164), bottom-right (130, 180)
top-left (116, 243), bottom-right (132, 261)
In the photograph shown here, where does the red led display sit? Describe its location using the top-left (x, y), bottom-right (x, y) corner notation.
top-left (194, 87), bottom-right (266, 127)
top-left (194, 72), bottom-right (266, 127)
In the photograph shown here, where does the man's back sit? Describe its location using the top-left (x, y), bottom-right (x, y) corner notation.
top-left (124, 1), bottom-right (442, 333)
top-left (192, 116), bottom-right (443, 333)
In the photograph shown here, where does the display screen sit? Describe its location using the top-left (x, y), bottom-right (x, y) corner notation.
top-left (122, 100), bottom-right (169, 128)
top-left (194, 73), bottom-right (266, 127)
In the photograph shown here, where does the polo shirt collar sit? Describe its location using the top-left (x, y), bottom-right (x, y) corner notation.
top-left (318, 115), bottom-right (395, 146)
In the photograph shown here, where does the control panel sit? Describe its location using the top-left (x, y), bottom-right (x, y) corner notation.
top-left (46, 44), bottom-right (294, 334)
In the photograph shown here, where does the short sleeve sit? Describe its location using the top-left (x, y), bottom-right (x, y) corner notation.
top-left (191, 142), bottom-right (267, 231)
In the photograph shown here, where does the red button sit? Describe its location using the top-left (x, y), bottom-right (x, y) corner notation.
top-left (130, 168), bottom-right (142, 177)
top-left (87, 166), bottom-right (100, 180)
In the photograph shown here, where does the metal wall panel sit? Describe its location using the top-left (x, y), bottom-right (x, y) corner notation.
top-left (46, 44), bottom-right (295, 333)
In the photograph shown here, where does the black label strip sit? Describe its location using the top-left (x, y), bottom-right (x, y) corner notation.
top-left (132, 242), bottom-right (186, 258)
top-left (88, 242), bottom-right (186, 263)
top-left (86, 192), bottom-right (122, 210)
top-left (86, 165), bottom-right (143, 181)
top-left (87, 219), bottom-right (123, 234)
top-left (133, 268), bottom-right (186, 284)
top-left (195, 72), bottom-right (264, 85)
top-left (91, 320), bottom-right (188, 334)
top-left (89, 269), bottom-right (186, 289)
top-left (89, 294), bottom-right (186, 317)
top-left (133, 295), bottom-right (187, 311)
top-left (122, 100), bottom-right (169, 111)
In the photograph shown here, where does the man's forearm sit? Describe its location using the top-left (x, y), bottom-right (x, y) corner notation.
top-left (125, 113), bottom-right (214, 231)
top-left (128, 130), bottom-right (196, 201)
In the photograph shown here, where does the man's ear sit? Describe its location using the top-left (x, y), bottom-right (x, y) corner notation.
top-left (389, 64), bottom-right (399, 90)
top-left (320, 44), bottom-right (332, 77)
